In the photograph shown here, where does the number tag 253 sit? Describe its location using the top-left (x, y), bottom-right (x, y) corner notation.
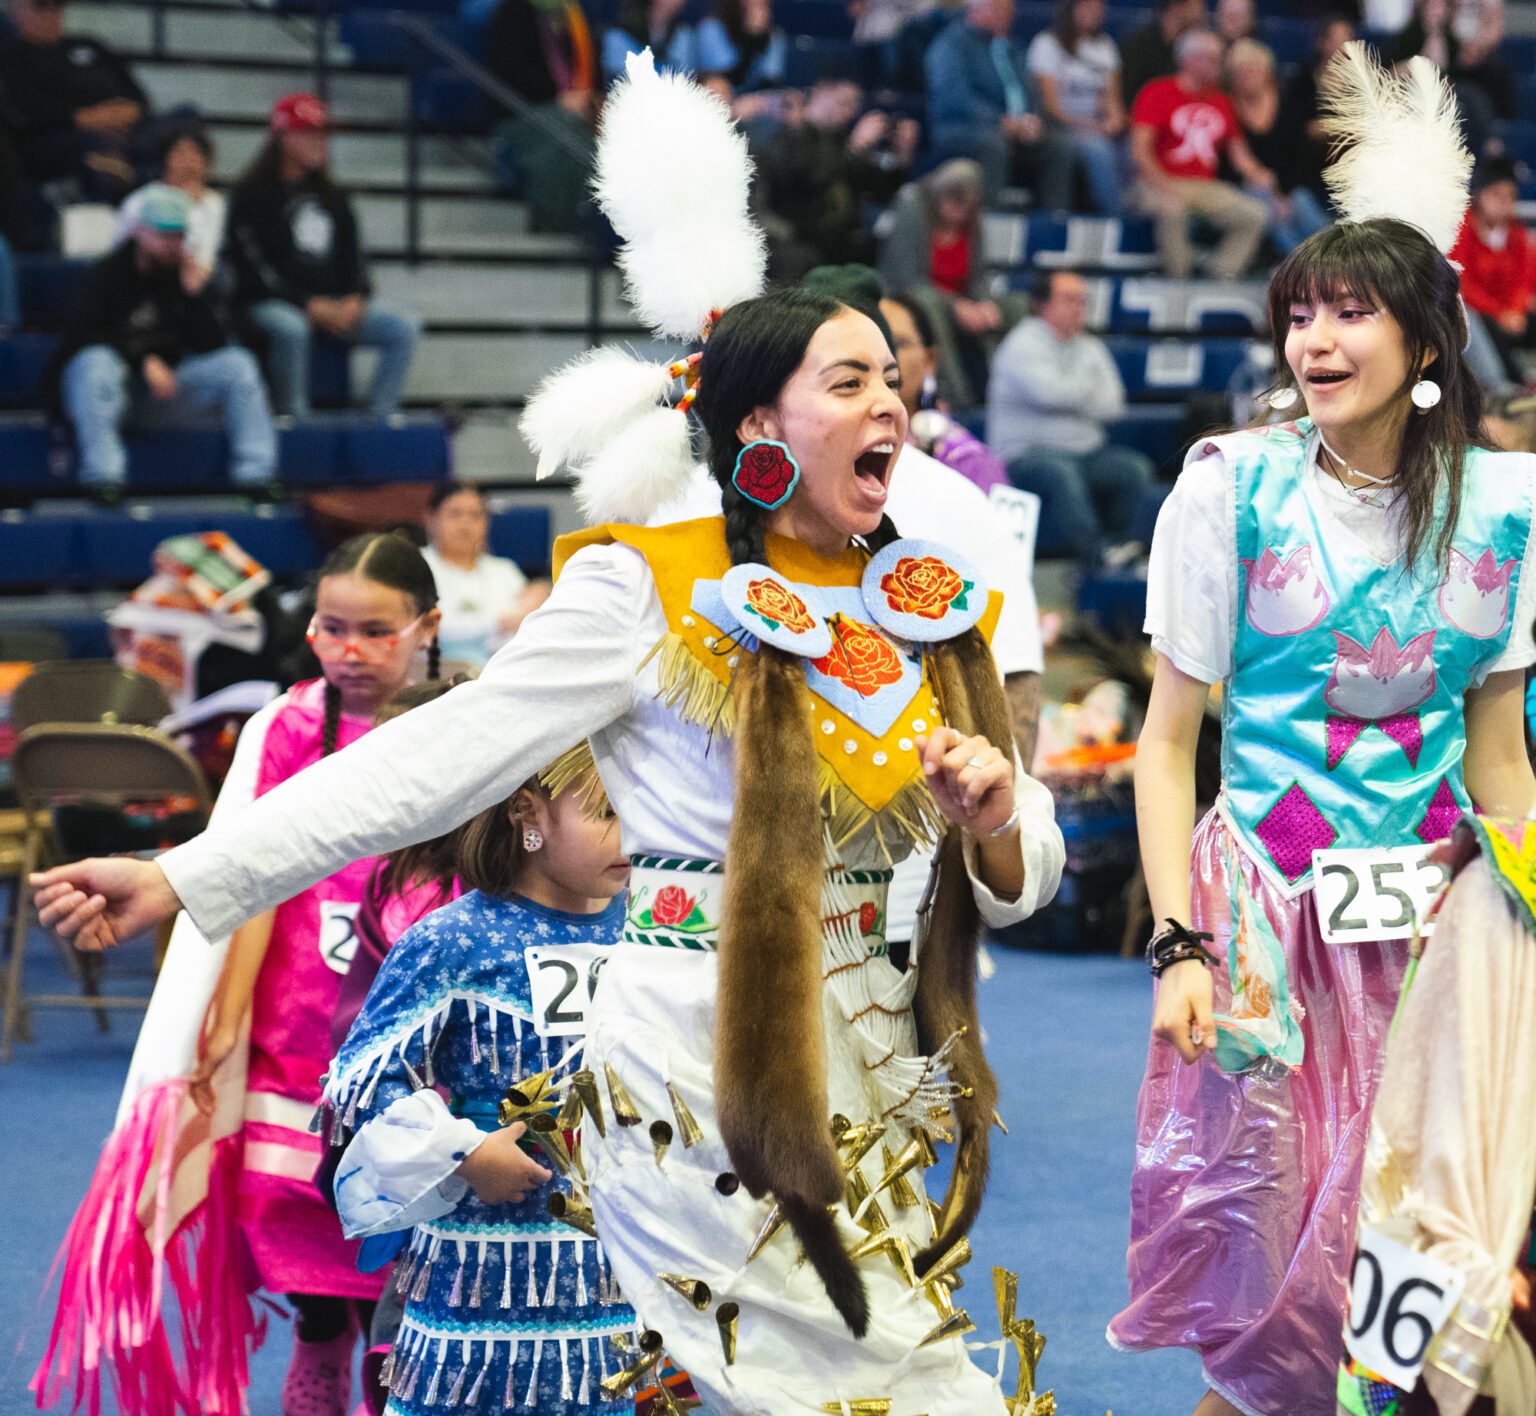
top-left (1344, 1223), bottom-right (1466, 1392)
top-left (525, 942), bottom-right (613, 1038)
top-left (1311, 845), bottom-right (1450, 945)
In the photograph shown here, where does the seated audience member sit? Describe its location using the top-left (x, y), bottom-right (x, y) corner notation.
top-left (422, 482), bottom-right (550, 666)
top-left (1448, 0), bottom-right (1516, 120)
top-left (1384, 0), bottom-right (1503, 154)
top-left (1485, 391), bottom-right (1536, 453)
top-left (1451, 157), bottom-right (1536, 392)
top-left (227, 94), bottom-right (421, 418)
top-left (484, 0), bottom-right (598, 232)
top-left (115, 124), bottom-right (223, 287)
top-left (879, 159), bottom-right (1019, 409)
top-left (1026, 0), bottom-right (1126, 215)
top-left (987, 269), bottom-right (1154, 563)
top-left (1214, 0), bottom-right (1256, 47)
top-left (925, 0), bottom-right (1075, 205)
top-left (881, 289), bottom-right (1010, 495)
top-left (1118, 0), bottom-right (1205, 109)
top-left (603, 0), bottom-right (710, 79)
top-left (54, 185), bottom-right (276, 495)
top-left (1226, 40), bottom-right (1329, 254)
top-left (1283, 14), bottom-right (1353, 207)
top-left (851, 0), bottom-right (938, 87)
top-left (697, 0), bottom-right (788, 91)
top-left (757, 76), bottom-right (915, 279)
top-left (0, 0), bottom-right (148, 202)
top-left (1129, 27), bottom-right (1271, 279)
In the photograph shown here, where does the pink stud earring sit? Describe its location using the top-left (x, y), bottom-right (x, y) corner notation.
top-left (523, 829), bottom-right (543, 852)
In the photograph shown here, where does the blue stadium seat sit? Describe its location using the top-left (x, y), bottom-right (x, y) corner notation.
top-left (79, 506), bottom-right (325, 583)
top-left (1106, 403), bottom-right (1188, 468)
top-left (1077, 567), bottom-right (1147, 636)
top-left (1106, 335), bottom-right (1248, 400)
top-left (0, 419), bottom-right (58, 491)
top-left (415, 67), bottom-right (493, 133)
top-left (0, 334), bottom-right (56, 407)
top-left (277, 422), bottom-right (344, 486)
top-left (779, 0), bottom-right (855, 39)
top-left (309, 337), bottom-right (353, 409)
top-left (0, 513), bottom-right (75, 587)
top-left (339, 419), bottom-right (451, 483)
top-left (983, 213), bottom-right (1161, 273)
top-left (125, 429), bottom-right (226, 489)
top-left (488, 506), bottom-right (553, 575)
top-left (1128, 481), bottom-right (1172, 546)
top-left (18, 257), bottom-right (94, 332)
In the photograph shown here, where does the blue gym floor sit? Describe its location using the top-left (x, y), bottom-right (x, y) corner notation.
top-left (1, 922), bottom-right (1202, 1415)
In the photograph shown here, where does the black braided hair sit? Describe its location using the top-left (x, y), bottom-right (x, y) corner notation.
top-left (321, 679), bottom-right (342, 757)
top-left (426, 638), bottom-right (441, 681)
top-left (313, 532), bottom-right (442, 753)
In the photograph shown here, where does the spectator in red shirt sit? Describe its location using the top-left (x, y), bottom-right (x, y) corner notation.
top-left (1129, 26), bottom-right (1271, 278)
top-left (1451, 156), bottom-right (1536, 392)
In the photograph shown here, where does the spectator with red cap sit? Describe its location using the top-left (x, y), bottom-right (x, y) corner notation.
top-left (54, 183), bottom-right (277, 497)
top-left (226, 94), bottom-right (421, 418)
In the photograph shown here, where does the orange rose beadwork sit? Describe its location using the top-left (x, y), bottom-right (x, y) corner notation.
top-left (881, 556), bottom-right (970, 621)
top-left (743, 577), bottom-right (816, 634)
top-left (812, 618), bottom-right (905, 699)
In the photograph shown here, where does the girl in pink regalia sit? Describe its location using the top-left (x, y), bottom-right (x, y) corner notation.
top-left (33, 532), bottom-right (442, 1416)
top-left (1108, 47), bottom-right (1536, 1416)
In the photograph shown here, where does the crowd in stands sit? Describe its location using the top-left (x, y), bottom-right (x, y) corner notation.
top-left (0, 0), bottom-right (1533, 569)
top-left (0, 0), bottom-right (423, 499)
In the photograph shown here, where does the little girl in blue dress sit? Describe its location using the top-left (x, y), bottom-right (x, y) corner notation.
top-left (324, 753), bottom-right (636, 1414)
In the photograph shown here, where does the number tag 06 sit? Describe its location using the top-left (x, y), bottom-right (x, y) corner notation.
top-left (1312, 845), bottom-right (1450, 945)
top-left (525, 942), bottom-right (612, 1039)
top-left (1344, 1223), bottom-right (1466, 1392)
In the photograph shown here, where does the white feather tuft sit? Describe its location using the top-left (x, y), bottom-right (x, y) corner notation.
top-left (1320, 43), bottom-right (1472, 253)
top-left (571, 405), bottom-right (699, 524)
top-left (592, 49), bottom-right (766, 337)
top-left (519, 348), bottom-right (675, 480)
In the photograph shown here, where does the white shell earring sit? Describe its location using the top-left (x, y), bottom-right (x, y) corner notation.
top-left (1264, 385), bottom-right (1300, 411)
top-left (522, 829), bottom-right (543, 852)
top-left (1410, 378), bottom-right (1442, 411)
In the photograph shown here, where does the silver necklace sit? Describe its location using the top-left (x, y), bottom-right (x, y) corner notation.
top-left (1316, 434), bottom-right (1394, 507)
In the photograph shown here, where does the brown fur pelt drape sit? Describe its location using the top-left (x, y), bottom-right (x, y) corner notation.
top-left (713, 626), bottom-right (1015, 1332)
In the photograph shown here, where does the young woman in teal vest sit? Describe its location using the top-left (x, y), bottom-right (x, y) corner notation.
top-left (1107, 157), bottom-right (1536, 1416)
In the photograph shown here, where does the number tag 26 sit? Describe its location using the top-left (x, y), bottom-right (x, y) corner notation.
top-left (1311, 845), bottom-right (1450, 945)
top-left (1344, 1223), bottom-right (1466, 1392)
top-left (525, 942), bottom-right (613, 1038)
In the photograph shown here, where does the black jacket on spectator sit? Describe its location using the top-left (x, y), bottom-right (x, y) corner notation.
top-left (226, 168), bottom-right (371, 307)
top-left (1118, 22), bottom-right (1175, 109)
top-left (0, 35), bottom-right (145, 139)
top-left (485, 0), bottom-right (568, 104)
top-left (46, 242), bottom-right (232, 405)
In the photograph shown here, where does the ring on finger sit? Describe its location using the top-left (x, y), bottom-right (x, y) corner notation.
top-left (964, 756), bottom-right (985, 769)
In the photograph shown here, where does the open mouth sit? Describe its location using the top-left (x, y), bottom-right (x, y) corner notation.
top-left (854, 442), bottom-right (896, 486)
top-left (1306, 369), bottom-right (1352, 388)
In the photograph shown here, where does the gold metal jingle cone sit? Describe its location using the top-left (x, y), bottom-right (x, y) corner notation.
top-left (716, 1301), bottom-right (741, 1365)
top-left (527, 1112), bottom-right (579, 1180)
top-left (546, 1192), bottom-right (598, 1238)
top-left (993, 1265), bottom-right (1019, 1332)
top-left (846, 1229), bottom-right (917, 1287)
top-left (918, 1307), bottom-right (976, 1347)
top-left (609, 1329), bottom-right (662, 1359)
top-left (880, 1144), bottom-right (921, 1210)
top-left (600, 1345), bottom-right (663, 1399)
top-left (921, 1235), bottom-right (972, 1288)
top-left (499, 1067), bottom-right (558, 1122)
top-left (829, 1113), bottom-right (853, 1141)
top-left (914, 1130), bottom-right (940, 1169)
top-left (655, 1381), bottom-right (704, 1415)
top-left (819, 1401), bottom-right (894, 1415)
top-left (657, 1272), bottom-right (713, 1310)
top-left (572, 1069), bottom-right (606, 1138)
top-left (853, 1137), bottom-right (925, 1222)
top-left (925, 1197), bottom-right (942, 1240)
top-left (846, 1169), bottom-right (889, 1234)
top-left (744, 1203), bottom-right (786, 1262)
top-left (556, 1087), bottom-right (584, 1132)
top-left (650, 1119), bottom-right (674, 1166)
top-left (836, 1121), bottom-right (888, 1175)
top-left (604, 1063), bottom-right (643, 1127)
top-left (993, 1109), bottom-right (1010, 1135)
top-left (666, 1083), bottom-right (704, 1148)
top-left (923, 1277), bottom-right (956, 1318)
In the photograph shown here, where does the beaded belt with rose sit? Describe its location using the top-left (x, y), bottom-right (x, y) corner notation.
top-left (624, 855), bottom-right (892, 957)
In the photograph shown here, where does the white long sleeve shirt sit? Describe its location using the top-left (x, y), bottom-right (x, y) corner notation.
top-left (161, 541), bottom-right (1063, 942)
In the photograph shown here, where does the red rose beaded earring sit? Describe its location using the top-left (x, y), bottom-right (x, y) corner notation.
top-left (731, 439), bottom-right (801, 510)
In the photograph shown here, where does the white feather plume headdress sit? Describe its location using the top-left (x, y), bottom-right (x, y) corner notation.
top-left (519, 50), bottom-right (767, 524)
top-left (1319, 41), bottom-right (1473, 255)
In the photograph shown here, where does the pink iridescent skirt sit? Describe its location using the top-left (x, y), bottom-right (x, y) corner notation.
top-left (1107, 810), bottom-right (1409, 1416)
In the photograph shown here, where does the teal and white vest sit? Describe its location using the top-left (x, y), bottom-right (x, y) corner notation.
top-left (1215, 421), bottom-right (1533, 898)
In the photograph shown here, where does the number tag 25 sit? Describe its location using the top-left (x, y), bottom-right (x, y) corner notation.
top-left (1344, 1223), bottom-right (1466, 1392)
top-left (1311, 845), bottom-right (1450, 945)
top-left (525, 942), bottom-right (613, 1038)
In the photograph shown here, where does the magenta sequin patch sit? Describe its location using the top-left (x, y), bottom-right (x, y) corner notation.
top-left (1415, 778), bottom-right (1461, 845)
top-left (1325, 716), bottom-right (1367, 770)
top-left (1255, 782), bottom-right (1338, 883)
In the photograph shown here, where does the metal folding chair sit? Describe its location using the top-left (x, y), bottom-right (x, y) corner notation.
top-left (10, 661), bottom-right (173, 735)
top-left (1, 724), bottom-right (211, 1061)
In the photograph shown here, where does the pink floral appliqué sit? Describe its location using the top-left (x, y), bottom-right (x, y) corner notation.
top-left (1241, 545), bottom-right (1329, 637)
top-left (1438, 547), bottom-right (1518, 640)
top-left (1324, 627), bottom-right (1436, 770)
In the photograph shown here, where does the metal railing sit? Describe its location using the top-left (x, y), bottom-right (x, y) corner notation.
top-left (147, 0), bottom-right (607, 351)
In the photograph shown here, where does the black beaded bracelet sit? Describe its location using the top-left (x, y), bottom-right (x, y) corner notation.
top-left (1146, 918), bottom-right (1219, 977)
